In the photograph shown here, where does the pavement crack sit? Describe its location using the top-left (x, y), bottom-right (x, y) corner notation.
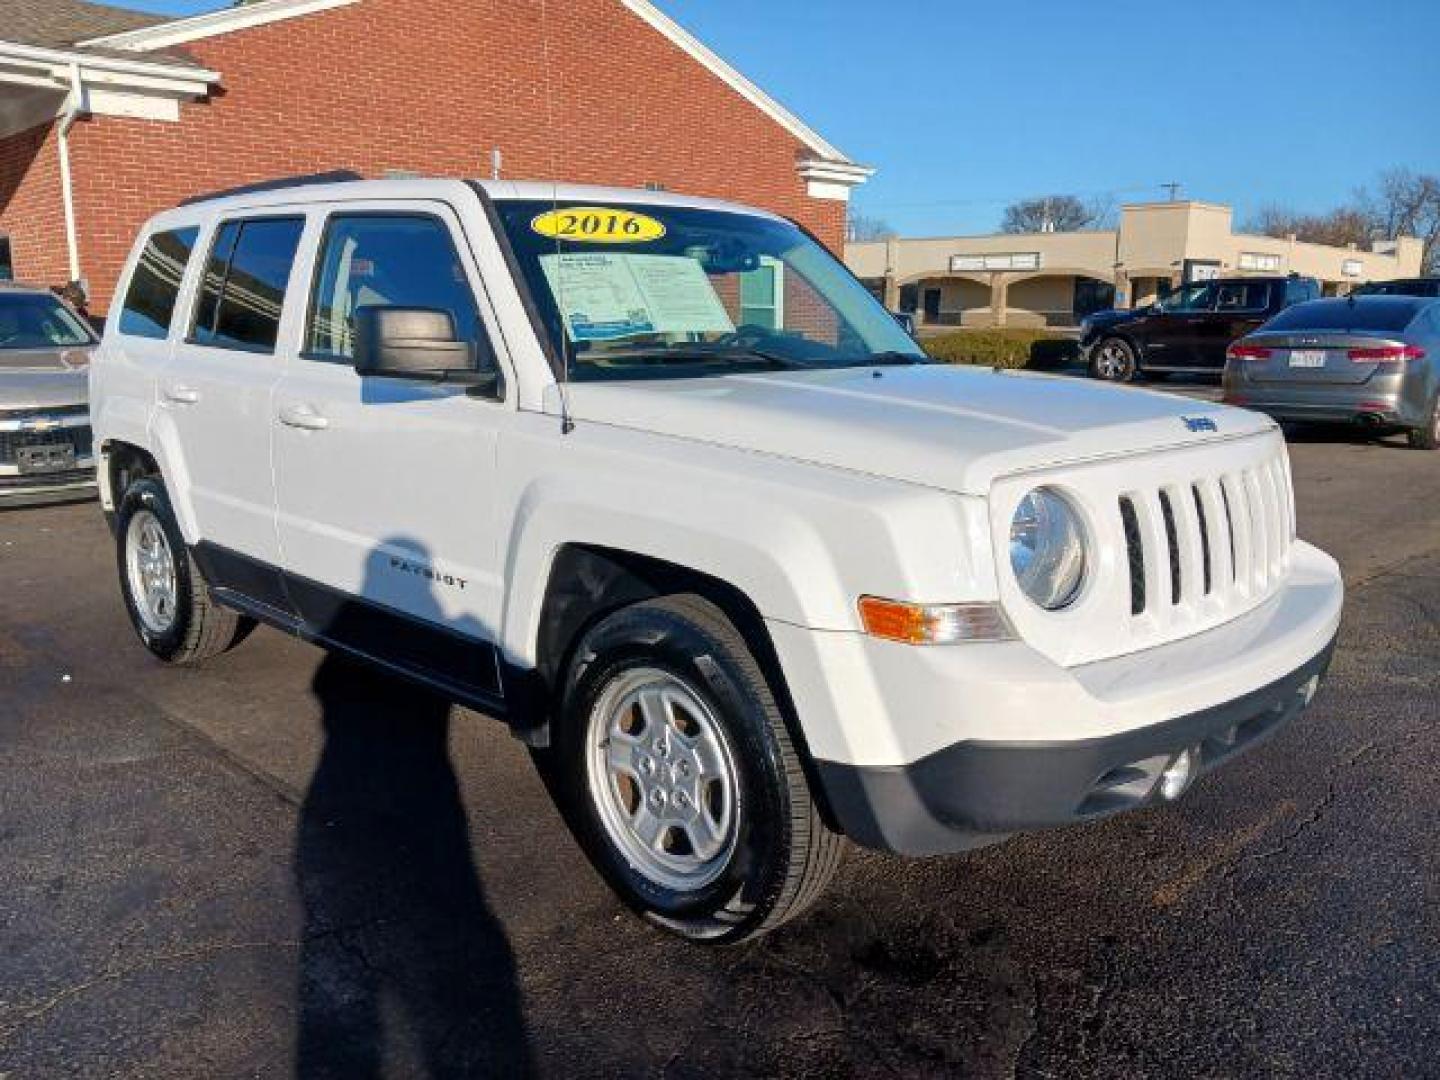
top-left (0, 939), bottom-right (301, 1050)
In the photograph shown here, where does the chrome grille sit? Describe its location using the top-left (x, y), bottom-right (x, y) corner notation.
top-left (1118, 451), bottom-right (1294, 619)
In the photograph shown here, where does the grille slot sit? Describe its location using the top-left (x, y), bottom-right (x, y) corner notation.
top-left (1118, 496), bottom-right (1145, 615)
top-left (1158, 489), bottom-right (1181, 605)
top-left (1192, 484), bottom-right (1213, 595)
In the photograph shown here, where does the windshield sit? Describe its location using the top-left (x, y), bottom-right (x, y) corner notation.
top-left (0, 292), bottom-right (94, 350)
top-left (494, 200), bottom-right (926, 380)
top-left (1157, 282), bottom-right (1215, 312)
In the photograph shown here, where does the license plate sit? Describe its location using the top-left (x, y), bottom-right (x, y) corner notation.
top-left (17, 443), bottom-right (75, 474)
top-left (1289, 349), bottom-right (1327, 368)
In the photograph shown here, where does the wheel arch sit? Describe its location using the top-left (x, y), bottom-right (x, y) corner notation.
top-left (98, 439), bottom-right (160, 526)
top-left (520, 543), bottom-right (843, 832)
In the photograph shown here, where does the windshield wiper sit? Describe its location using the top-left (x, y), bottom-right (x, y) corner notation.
top-left (588, 347), bottom-right (802, 370)
top-left (865, 351), bottom-right (928, 366)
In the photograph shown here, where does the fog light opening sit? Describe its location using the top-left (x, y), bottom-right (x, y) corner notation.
top-left (1159, 748), bottom-right (1198, 802)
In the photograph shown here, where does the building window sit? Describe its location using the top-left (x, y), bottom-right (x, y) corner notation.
top-left (739, 256), bottom-right (784, 329)
top-left (118, 228), bottom-right (200, 340)
top-left (950, 252), bottom-right (1042, 272)
top-left (1238, 252), bottom-right (1282, 272)
top-left (192, 217), bottom-right (305, 353)
top-left (1343, 259), bottom-right (1364, 277)
top-left (0, 236), bottom-right (12, 282)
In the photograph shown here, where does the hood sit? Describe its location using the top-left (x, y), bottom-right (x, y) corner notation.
top-left (0, 346), bottom-right (92, 411)
top-left (558, 365), bottom-right (1272, 495)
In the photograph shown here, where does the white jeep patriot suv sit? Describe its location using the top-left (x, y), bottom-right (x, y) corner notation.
top-left (92, 175), bottom-right (1343, 943)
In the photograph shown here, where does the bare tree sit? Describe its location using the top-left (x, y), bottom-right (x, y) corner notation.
top-left (1359, 169), bottom-right (1440, 273)
top-left (1248, 169), bottom-right (1440, 273)
top-left (1001, 195), bottom-right (1098, 234)
top-left (847, 214), bottom-right (897, 242)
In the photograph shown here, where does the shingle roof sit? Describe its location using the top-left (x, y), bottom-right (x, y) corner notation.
top-left (0, 0), bottom-right (167, 49)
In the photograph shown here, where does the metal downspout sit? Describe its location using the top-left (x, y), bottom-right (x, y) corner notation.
top-left (57, 64), bottom-right (86, 285)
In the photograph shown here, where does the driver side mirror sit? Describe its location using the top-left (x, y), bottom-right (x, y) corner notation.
top-left (354, 307), bottom-right (490, 386)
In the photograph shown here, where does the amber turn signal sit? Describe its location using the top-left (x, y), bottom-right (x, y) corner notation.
top-left (858, 596), bottom-right (1014, 645)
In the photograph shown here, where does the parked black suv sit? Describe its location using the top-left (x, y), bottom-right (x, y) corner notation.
top-left (1353, 277), bottom-right (1440, 298)
top-left (1080, 275), bottom-right (1319, 381)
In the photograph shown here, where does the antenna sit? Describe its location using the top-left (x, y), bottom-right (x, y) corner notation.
top-left (538, 0), bottom-right (574, 435)
top-left (1162, 182), bottom-right (1182, 202)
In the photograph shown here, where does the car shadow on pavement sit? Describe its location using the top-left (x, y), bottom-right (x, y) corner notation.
top-left (293, 541), bottom-right (531, 1078)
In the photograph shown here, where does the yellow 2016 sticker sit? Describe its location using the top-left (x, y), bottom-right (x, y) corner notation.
top-left (531, 207), bottom-right (667, 244)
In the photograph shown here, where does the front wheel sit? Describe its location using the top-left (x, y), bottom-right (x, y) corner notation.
top-left (1407, 396), bottom-right (1440, 450)
top-left (1089, 337), bottom-right (1138, 382)
top-left (115, 476), bottom-right (254, 664)
top-left (552, 594), bottom-right (843, 943)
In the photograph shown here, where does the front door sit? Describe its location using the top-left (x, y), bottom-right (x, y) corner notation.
top-left (1141, 281), bottom-right (1215, 368)
top-left (157, 214), bottom-right (306, 611)
top-left (271, 203), bottom-right (510, 702)
top-left (923, 287), bottom-right (941, 324)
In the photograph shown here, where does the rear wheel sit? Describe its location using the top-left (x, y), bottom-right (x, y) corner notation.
top-left (1407, 396), bottom-right (1440, 450)
top-left (551, 594), bottom-right (843, 944)
top-left (1089, 337), bottom-right (1137, 382)
top-left (115, 476), bottom-right (254, 664)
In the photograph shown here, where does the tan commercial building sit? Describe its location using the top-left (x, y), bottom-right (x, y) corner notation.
top-left (847, 200), bottom-right (1425, 330)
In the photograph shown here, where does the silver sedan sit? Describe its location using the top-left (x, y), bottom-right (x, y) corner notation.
top-left (1223, 295), bottom-right (1440, 450)
top-left (0, 285), bottom-right (98, 505)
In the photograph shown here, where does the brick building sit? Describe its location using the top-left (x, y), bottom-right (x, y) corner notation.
top-left (0, 0), bottom-right (871, 311)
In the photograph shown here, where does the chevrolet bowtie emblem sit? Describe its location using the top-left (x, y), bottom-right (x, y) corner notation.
top-left (23, 418), bottom-right (62, 433)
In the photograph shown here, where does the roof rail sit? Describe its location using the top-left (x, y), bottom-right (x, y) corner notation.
top-left (179, 170), bottom-right (365, 207)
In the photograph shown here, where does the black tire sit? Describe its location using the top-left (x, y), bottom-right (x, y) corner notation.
top-left (1407, 396), bottom-right (1440, 450)
top-left (115, 476), bottom-right (255, 664)
top-left (1089, 336), bottom-right (1138, 382)
top-left (550, 594), bottom-right (843, 944)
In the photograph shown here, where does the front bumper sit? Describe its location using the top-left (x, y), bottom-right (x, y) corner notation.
top-left (1224, 370), bottom-right (1428, 428)
top-left (0, 465), bottom-right (97, 508)
top-left (817, 638), bottom-right (1334, 854)
top-left (772, 542), bottom-right (1343, 855)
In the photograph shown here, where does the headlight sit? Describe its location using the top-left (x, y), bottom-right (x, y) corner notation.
top-left (1010, 488), bottom-right (1088, 610)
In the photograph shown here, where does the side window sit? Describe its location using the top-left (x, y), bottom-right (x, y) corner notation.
top-left (1215, 282), bottom-right (1269, 312)
top-left (305, 214), bottom-right (489, 369)
top-left (118, 227), bottom-right (200, 340)
top-left (191, 217), bottom-right (305, 352)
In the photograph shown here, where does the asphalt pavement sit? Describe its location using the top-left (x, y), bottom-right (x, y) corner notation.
top-left (2, 420), bottom-right (1437, 1078)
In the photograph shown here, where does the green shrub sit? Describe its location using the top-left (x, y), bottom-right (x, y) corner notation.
top-left (922, 329), bottom-right (1077, 371)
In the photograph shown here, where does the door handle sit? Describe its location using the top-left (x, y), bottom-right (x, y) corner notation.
top-left (278, 403), bottom-right (330, 431)
top-left (163, 384), bottom-right (201, 405)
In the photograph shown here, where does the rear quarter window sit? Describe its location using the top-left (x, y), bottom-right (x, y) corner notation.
top-left (118, 227), bottom-right (200, 340)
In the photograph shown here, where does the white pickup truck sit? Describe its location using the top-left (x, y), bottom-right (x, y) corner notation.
top-left (91, 176), bottom-right (1343, 943)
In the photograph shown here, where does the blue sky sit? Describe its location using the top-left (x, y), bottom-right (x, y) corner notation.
top-left (119, 0), bottom-right (1440, 236)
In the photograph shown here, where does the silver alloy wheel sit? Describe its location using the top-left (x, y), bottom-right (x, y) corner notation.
top-left (125, 509), bottom-right (179, 635)
top-left (586, 666), bottom-right (741, 892)
top-left (1094, 339), bottom-right (1133, 380)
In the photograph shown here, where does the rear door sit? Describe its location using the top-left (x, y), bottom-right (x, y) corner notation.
top-left (1196, 280), bottom-right (1273, 369)
top-left (271, 202), bottom-right (511, 702)
top-left (155, 212), bottom-right (306, 611)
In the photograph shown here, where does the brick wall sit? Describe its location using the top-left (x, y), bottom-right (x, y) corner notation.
top-left (0, 122), bottom-right (70, 287)
top-left (44, 0), bottom-right (849, 311)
